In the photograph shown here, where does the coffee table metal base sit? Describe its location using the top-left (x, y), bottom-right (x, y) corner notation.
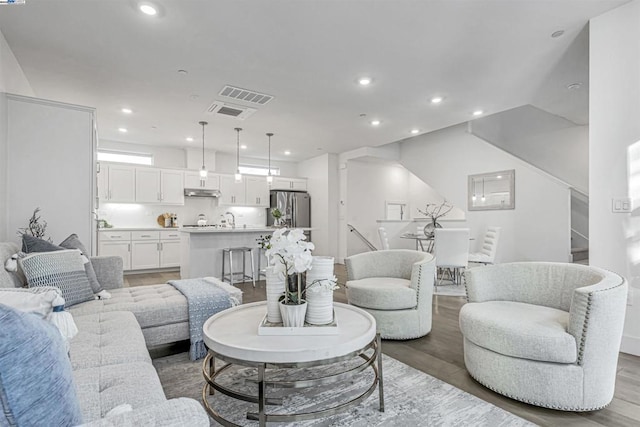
top-left (201, 334), bottom-right (384, 426)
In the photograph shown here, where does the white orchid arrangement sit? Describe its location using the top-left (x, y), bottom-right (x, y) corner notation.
top-left (263, 228), bottom-right (315, 304)
top-left (306, 276), bottom-right (339, 293)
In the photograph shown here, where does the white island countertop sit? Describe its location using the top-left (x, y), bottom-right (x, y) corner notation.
top-left (180, 227), bottom-right (311, 234)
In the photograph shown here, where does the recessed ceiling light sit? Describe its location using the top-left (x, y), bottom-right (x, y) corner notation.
top-left (551, 30), bottom-right (565, 38)
top-left (121, 108), bottom-right (132, 114)
top-left (177, 69), bottom-right (188, 75)
top-left (567, 82), bottom-right (582, 90)
top-left (431, 96), bottom-right (443, 104)
top-left (139, 3), bottom-right (157, 16)
top-left (497, 175), bottom-right (503, 179)
top-left (118, 127), bottom-right (128, 133)
top-left (240, 145), bottom-right (247, 150)
top-left (186, 137), bottom-right (194, 142)
top-left (472, 110), bottom-right (484, 116)
top-left (284, 151), bottom-right (291, 156)
top-left (370, 120), bottom-right (381, 126)
top-left (358, 77), bottom-right (372, 86)
top-left (189, 94), bottom-right (199, 100)
top-left (411, 129), bottom-right (420, 134)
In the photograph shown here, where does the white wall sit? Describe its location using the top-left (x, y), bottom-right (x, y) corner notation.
top-left (400, 124), bottom-right (572, 263)
top-left (0, 93), bottom-right (7, 241)
top-left (0, 30), bottom-right (33, 96)
top-left (297, 153), bottom-right (339, 258)
top-left (471, 105), bottom-right (588, 194)
top-left (590, 0), bottom-right (640, 355)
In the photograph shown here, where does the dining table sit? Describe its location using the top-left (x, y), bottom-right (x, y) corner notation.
top-left (400, 232), bottom-right (474, 252)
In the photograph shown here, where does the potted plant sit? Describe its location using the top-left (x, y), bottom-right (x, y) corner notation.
top-left (417, 200), bottom-right (454, 237)
top-left (264, 228), bottom-right (315, 327)
top-left (271, 208), bottom-right (284, 227)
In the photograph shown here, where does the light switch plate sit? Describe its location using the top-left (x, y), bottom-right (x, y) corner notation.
top-left (612, 198), bottom-right (632, 213)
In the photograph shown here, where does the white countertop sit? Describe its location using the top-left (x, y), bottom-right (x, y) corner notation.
top-left (98, 227), bottom-right (175, 231)
top-left (182, 227), bottom-right (312, 234)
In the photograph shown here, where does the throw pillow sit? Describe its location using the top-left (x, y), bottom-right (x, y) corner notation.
top-left (19, 250), bottom-right (95, 307)
top-left (0, 304), bottom-right (83, 426)
top-left (21, 234), bottom-right (63, 253)
top-left (59, 233), bottom-right (105, 294)
top-left (0, 286), bottom-right (59, 318)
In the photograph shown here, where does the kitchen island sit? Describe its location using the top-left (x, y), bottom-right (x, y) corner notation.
top-left (180, 227), bottom-right (307, 280)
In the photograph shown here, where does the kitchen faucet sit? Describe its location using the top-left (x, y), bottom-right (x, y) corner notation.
top-left (225, 211), bottom-right (235, 228)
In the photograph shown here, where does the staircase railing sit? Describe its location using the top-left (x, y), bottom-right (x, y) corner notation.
top-left (347, 223), bottom-right (378, 251)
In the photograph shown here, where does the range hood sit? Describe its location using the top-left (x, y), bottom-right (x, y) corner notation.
top-left (184, 188), bottom-right (221, 198)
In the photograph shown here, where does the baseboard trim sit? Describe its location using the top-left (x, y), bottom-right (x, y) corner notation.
top-left (620, 335), bottom-right (640, 356)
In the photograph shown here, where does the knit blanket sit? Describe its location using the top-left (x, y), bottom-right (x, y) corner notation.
top-left (168, 278), bottom-right (236, 361)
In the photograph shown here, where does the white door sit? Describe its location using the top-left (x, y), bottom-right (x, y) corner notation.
top-left (245, 176), bottom-right (269, 206)
top-left (161, 169), bottom-right (184, 204)
top-left (219, 175), bottom-right (246, 205)
top-left (97, 163), bottom-right (109, 202)
top-left (131, 241), bottom-right (160, 269)
top-left (98, 241), bottom-right (131, 270)
top-left (160, 240), bottom-right (181, 267)
top-left (108, 165), bottom-right (136, 202)
top-left (135, 168), bottom-right (161, 203)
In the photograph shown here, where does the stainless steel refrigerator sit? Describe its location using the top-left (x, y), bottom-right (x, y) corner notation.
top-left (268, 190), bottom-right (311, 237)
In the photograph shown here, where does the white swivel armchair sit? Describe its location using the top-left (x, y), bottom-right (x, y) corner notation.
top-left (345, 250), bottom-right (435, 340)
top-left (468, 226), bottom-right (500, 265)
top-left (378, 227), bottom-right (390, 250)
top-left (460, 262), bottom-right (627, 411)
top-left (434, 228), bottom-right (469, 286)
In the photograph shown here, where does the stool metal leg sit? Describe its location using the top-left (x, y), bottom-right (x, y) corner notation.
top-left (242, 250), bottom-right (246, 283)
top-left (250, 248), bottom-right (256, 288)
top-left (229, 250), bottom-right (234, 287)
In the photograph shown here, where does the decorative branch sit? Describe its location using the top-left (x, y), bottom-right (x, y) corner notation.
top-left (417, 200), bottom-right (454, 223)
top-left (16, 207), bottom-right (52, 242)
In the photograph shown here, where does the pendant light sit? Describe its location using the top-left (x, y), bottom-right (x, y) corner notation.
top-left (472, 179), bottom-right (477, 202)
top-left (481, 178), bottom-right (486, 202)
top-left (234, 127), bottom-right (243, 183)
top-left (266, 132), bottom-right (274, 185)
top-left (198, 121), bottom-right (208, 179)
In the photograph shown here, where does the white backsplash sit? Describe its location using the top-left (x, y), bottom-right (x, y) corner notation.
top-left (98, 198), bottom-right (267, 228)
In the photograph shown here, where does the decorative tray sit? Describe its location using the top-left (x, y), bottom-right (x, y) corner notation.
top-left (257, 312), bottom-right (339, 336)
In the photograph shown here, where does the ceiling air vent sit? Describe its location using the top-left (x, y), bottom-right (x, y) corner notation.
top-left (218, 85), bottom-right (274, 106)
top-left (205, 101), bottom-right (257, 120)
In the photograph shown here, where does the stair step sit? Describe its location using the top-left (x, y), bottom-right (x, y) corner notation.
top-left (571, 247), bottom-right (589, 262)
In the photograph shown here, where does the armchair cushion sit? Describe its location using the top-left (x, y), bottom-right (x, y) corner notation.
top-left (460, 301), bottom-right (576, 364)
top-left (347, 277), bottom-right (416, 310)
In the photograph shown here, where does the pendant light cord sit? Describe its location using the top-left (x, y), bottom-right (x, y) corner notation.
top-left (266, 132), bottom-right (273, 176)
top-left (235, 128), bottom-right (242, 173)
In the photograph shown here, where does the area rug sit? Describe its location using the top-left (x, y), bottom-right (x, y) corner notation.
top-left (153, 352), bottom-right (535, 426)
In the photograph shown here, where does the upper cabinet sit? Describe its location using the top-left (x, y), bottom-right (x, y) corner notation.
top-left (219, 175), bottom-right (246, 206)
top-left (135, 167), bottom-right (184, 205)
top-left (245, 176), bottom-right (269, 207)
top-left (271, 177), bottom-right (307, 191)
top-left (98, 164), bottom-right (136, 203)
top-left (98, 163), bottom-right (184, 205)
top-left (184, 171), bottom-right (220, 191)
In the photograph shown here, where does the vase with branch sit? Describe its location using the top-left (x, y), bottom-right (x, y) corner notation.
top-left (16, 207), bottom-right (52, 244)
top-left (417, 200), bottom-right (454, 237)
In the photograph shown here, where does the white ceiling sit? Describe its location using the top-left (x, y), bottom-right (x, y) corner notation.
top-left (0, 0), bottom-right (627, 162)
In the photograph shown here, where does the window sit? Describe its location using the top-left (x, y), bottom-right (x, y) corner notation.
top-left (238, 165), bottom-right (280, 176)
top-left (97, 150), bottom-right (153, 165)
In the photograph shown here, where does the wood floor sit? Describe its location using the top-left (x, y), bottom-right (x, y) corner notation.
top-left (127, 266), bottom-right (640, 427)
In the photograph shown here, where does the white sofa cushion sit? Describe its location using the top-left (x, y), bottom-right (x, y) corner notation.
top-left (346, 277), bottom-right (416, 310)
top-left (460, 301), bottom-right (577, 364)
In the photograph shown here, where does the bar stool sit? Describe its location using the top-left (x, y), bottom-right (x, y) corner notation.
top-left (255, 247), bottom-right (267, 280)
top-left (221, 247), bottom-right (256, 288)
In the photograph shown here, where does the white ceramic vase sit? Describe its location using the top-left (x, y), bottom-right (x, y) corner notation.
top-left (279, 300), bottom-right (307, 327)
top-left (265, 267), bottom-right (285, 323)
top-left (305, 256), bottom-right (335, 325)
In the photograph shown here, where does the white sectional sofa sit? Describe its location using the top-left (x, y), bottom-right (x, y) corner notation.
top-left (0, 241), bottom-right (241, 426)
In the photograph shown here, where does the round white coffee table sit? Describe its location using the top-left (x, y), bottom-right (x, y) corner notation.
top-left (201, 301), bottom-right (384, 426)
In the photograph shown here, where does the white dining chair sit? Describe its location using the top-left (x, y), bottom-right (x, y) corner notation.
top-left (468, 226), bottom-right (501, 265)
top-left (434, 228), bottom-right (470, 286)
top-left (378, 226), bottom-right (390, 250)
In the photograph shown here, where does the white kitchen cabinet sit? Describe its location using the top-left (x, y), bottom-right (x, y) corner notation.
top-left (98, 241), bottom-right (131, 270)
top-left (219, 175), bottom-right (246, 206)
top-left (184, 171), bottom-right (219, 190)
top-left (131, 241), bottom-right (160, 270)
top-left (160, 169), bottom-right (185, 204)
top-left (135, 168), bottom-right (184, 204)
top-left (106, 164), bottom-right (136, 202)
top-left (271, 177), bottom-right (307, 191)
top-left (159, 240), bottom-right (181, 267)
top-left (245, 176), bottom-right (269, 207)
top-left (135, 168), bottom-right (161, 203)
